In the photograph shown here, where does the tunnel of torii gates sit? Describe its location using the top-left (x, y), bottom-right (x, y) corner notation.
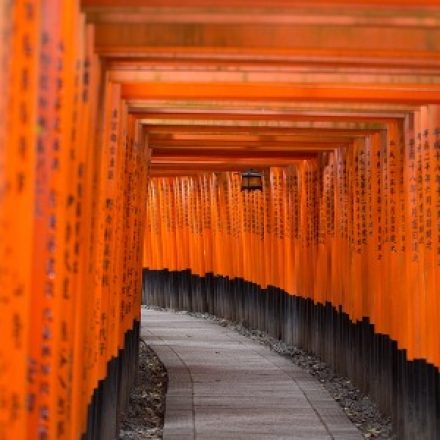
top-left (2, 0), bottom-right (440, 439)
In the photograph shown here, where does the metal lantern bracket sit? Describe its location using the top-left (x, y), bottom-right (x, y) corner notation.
top-left (241, 169), bottom-right (263, 191)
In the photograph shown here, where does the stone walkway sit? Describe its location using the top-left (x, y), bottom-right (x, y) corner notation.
top-left (142, 309), bottom-right (362, 440)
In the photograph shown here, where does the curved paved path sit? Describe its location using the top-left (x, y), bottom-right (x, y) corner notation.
top-left (142, 309), bottom-right (362, 440)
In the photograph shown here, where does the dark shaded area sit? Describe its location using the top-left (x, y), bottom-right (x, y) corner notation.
top-left (82, 321), bottom-right (140, 440)
top-left (143, 268), bottom-right (440, 440)
top-left (119, 341), bottom-right (168, 439)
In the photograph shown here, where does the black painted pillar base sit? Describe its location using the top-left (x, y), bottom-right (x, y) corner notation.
top-left (82, 320), bottom-right (140, 440)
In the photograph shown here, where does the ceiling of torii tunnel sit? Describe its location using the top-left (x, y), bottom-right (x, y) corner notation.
top-left (83, 0), bottom-right (440, 174)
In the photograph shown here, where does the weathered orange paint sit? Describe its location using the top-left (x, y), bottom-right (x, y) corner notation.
top-left (122, 82), bottom-right (440, 103)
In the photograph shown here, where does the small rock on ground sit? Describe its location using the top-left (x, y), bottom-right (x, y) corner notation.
top-left (119, 340), bottom-right (168, 440)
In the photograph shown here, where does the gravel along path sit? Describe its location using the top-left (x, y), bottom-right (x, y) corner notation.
top-left (143, 305), bottom-right (395, 440)
top-left (119, 340), bottom-right (168, 440)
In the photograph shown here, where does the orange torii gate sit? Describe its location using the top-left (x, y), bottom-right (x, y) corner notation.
top-left (1, 1), bottom-right (440, 439)
top-left (0, 3), bottom-right (149, 439)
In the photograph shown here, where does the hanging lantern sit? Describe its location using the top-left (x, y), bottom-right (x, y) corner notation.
top-left (241, 169), bottom-right (263, 191)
